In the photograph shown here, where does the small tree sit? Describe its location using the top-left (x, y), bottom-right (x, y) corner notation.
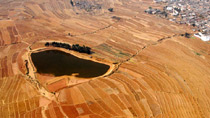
top-left (185, 33), bottom-right (191, 38)
top-left (86, 46), bottom-right (91, 54)
top-left (45, 42), bottom-right (50, 46)
top-left (108, 8), bottom-right (114, 12)
top-left (70, 0), bottom-right (74, 6)
top-left (52, 42), bottom-right (57, 47)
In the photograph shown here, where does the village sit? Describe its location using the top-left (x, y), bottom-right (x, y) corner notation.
top-left (145, 0), bottom-right (210, 41)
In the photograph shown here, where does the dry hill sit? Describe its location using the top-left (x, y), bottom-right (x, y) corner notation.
top-left (0, 0), bottom-right (210, 118)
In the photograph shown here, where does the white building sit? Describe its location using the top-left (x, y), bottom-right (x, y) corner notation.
top-left (166, 6), bottom-right (173, 11)
top-left (194, 32), bottom-right (210, 41)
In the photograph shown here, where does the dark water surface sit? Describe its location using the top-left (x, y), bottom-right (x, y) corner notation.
top-left (31, 50), bottom-right (110, 78)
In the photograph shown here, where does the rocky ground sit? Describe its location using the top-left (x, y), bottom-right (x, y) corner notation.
top-left (0, 0), bottom-right (210, 118)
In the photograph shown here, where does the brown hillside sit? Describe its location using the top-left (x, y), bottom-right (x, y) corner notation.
top-left (0, 0), bottom-right (210, 118)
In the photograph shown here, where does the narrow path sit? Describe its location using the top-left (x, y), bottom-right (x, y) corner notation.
top-left (71, 20), bottom-right (120, 37)
top-left (105, 33), bottom-right (184, 77)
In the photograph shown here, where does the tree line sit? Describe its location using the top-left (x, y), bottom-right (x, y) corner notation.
top-left (45, 42), bottom-right (92, 54)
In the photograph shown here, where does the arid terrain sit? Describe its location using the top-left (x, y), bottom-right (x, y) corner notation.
top-left (0, 0), bottom-right (210, 118)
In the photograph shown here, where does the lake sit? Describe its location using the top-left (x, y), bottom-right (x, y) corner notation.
top-left (31, 50), bottom-right (110, 78)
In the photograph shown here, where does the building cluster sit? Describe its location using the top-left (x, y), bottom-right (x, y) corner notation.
top-left (70, 0), bottom-right (102, 12)
top-left (145, 0), bottom-right (210, 41)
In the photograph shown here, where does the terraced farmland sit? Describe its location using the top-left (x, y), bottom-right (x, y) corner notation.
top-left (0, 0), bottom-right (210, 118)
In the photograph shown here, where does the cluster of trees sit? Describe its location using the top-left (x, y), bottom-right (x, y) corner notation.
top-left (181, 33), bottom-right (191, 38)
top-left (72, 44), bottom-right (91, 54)
top-left (45, 42), bottom-right (92, 54)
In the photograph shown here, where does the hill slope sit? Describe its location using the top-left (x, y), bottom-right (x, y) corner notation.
top-left (0, 0), bottom-right (210, 117)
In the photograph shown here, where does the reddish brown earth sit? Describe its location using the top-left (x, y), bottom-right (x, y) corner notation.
top-left (0, 0), bottom-right (210, 118)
